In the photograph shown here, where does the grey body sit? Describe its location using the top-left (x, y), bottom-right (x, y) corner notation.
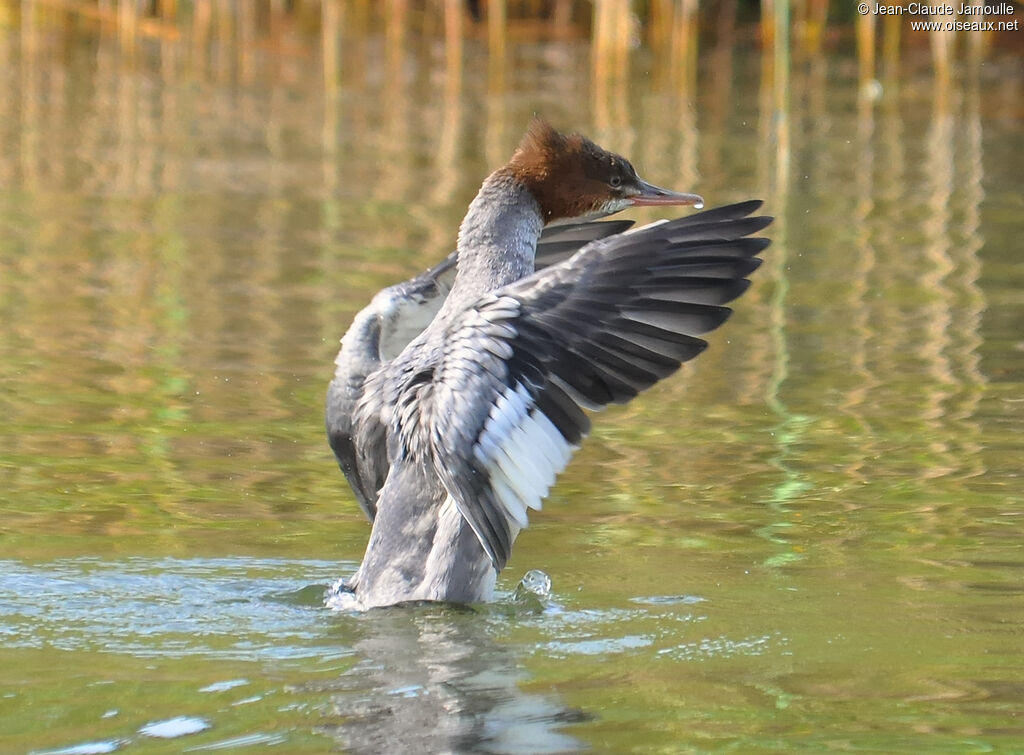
top-left (339, 463), bottom-right (496, 605)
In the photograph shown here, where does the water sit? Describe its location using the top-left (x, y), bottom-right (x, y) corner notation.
top-left (1, 16), bottom-right (1023, 754)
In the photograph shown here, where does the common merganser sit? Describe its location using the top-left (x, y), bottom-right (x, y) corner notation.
top-left (326, 119), bottom-right (771, 610)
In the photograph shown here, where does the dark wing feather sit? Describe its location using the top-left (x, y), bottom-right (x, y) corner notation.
top-left (535, 220), bottom-right (635, 269)
top-left (428, 202), bottom-right (772, 568)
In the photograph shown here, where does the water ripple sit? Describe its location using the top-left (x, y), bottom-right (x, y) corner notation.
top-left (0, 557), bottom-right (351, 662)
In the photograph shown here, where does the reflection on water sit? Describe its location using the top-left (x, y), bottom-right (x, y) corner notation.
top-left (0, 558), bottom-right (592, 753)
top-left (0, 557), bottom-right (809, 753)
top-left (318, 607), bottom-right (586, 753)
top-left (0, 6), bottom-right (1022, 754)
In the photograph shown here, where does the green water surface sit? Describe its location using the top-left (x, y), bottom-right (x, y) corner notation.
top-left (1, 17), bottom-right (1022, 755)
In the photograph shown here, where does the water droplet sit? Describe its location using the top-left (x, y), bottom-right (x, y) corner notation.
top-left (694, 201), bottom-right (704, 210)
top-left (515, 569), bottom-right (551, 599)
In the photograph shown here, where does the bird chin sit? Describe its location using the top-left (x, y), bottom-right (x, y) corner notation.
top-left (546, 199), bottom-right (631, 227)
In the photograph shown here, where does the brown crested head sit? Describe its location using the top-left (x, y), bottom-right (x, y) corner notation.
top-left (502, 118), bottom-right (703, 224)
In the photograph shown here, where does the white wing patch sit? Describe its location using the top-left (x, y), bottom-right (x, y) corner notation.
top-left (473, 381), bottom-right (576, 531)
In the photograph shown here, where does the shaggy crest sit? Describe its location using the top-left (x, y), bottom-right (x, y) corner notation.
top-left (503, 118), bottom-right (628, 222)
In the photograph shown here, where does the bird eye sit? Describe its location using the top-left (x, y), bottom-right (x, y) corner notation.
top-left (610, 175), bottom-right (622, 188)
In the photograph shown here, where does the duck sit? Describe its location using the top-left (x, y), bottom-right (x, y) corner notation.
top-left (326, 119), bottom-right (771, 609)
top-left (327, 217), bottom-right (637, 521)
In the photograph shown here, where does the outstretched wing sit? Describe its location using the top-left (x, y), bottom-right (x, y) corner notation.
top-left (326, 254), bottom-right (457, 520)
top-left (428, 201), bottom-right (772, 569)
top-left (327, 220), bottom-right (635, 521)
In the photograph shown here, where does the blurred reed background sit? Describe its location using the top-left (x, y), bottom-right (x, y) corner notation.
top-left (3, 1), bottom-right (1014, 97)
top-left (0, 0), bottom-right (1019, 546)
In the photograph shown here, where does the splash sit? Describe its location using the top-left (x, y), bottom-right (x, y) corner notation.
top-left (514, 569), bottom-right (552, 600)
